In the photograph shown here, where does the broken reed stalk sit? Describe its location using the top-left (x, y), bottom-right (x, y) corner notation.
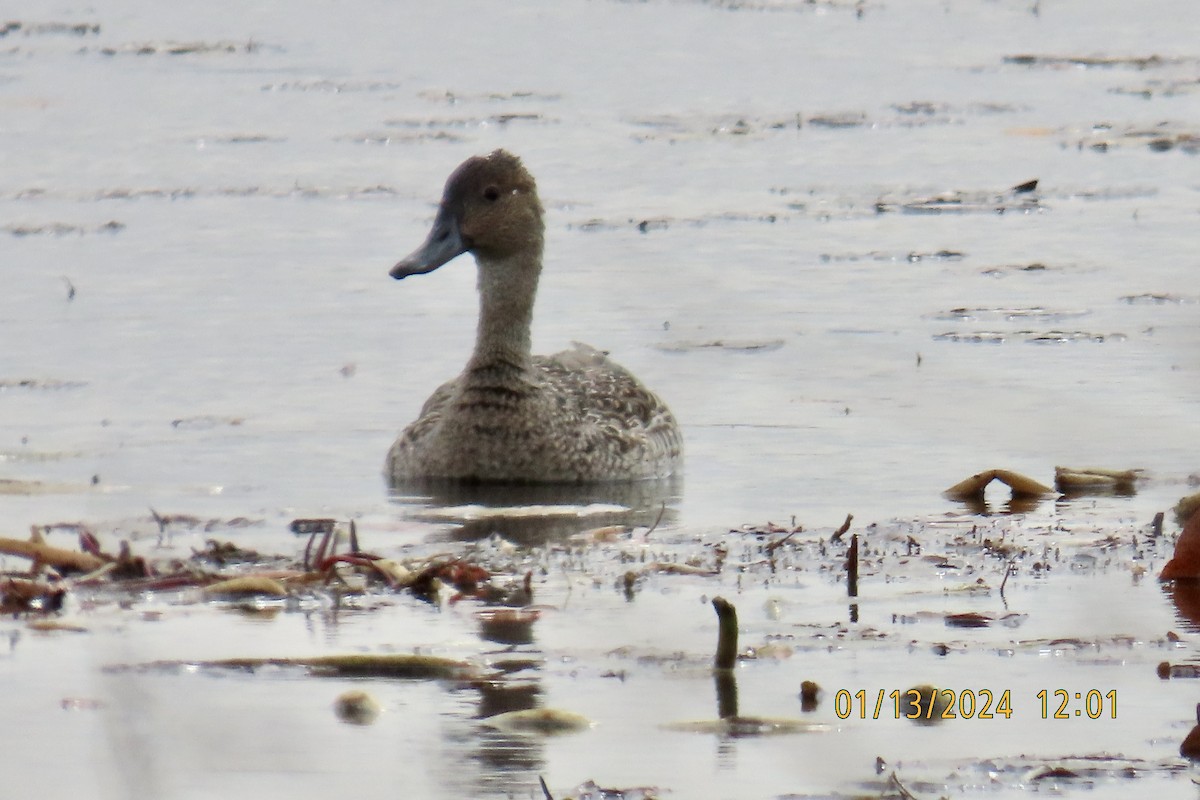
top-left (0, 535), bottom-right (105, 574)
top-left (712, 596), bottom-right (738, 671)
top-left (765, 527), bottom-right (799, 554)
top-left (712, 596), bottom-right (740, 719)
top-left (644, 502), bottom-right (667, 538)
top-left (847, 534), bottom-right (859, 597)
top-left (999, 558), bottom-right (1016, 599)
top-left (830, 513), bottom-right (853, 543)
top-left (888, 772), bottom-right (920, 800)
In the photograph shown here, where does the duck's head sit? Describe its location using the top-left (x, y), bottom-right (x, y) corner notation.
top-left (391, 150), bottom-right (544, 280)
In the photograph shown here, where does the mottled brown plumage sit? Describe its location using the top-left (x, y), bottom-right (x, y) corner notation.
top-left (386, 150), bottom-right (682, 483)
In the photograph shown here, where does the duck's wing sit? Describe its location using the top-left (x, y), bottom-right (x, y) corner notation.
top-left (397, 375), bottom-right (459, 445)
top-left (537, 343), bottom-right (682, 471)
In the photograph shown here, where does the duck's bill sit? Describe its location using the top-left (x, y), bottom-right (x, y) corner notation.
top-left (390, 207), bottom-right (467, 279)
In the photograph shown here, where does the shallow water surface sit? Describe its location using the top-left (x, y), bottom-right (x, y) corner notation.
top-left (2, 0), bottom-right (1199, 798)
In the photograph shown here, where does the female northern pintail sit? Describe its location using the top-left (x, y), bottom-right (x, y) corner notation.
top-left (386, 150), bottom-right (682, 483)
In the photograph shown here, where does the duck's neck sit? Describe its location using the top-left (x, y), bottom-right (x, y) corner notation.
top-left (465, 250), bottom-right (541, 381)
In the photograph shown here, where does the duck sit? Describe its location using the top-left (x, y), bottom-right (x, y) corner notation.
top-left (386, 150), bottom-right (682, 484)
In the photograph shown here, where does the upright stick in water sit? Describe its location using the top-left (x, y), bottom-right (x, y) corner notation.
top-left (712, 596), bottom-right (739, 719)
top-left (712, 596), bottom-right (738, 670)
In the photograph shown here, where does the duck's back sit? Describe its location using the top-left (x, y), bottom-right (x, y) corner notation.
top-left (387, 343), bottom-right (682, 483)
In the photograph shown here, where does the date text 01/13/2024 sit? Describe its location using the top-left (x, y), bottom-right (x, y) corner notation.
top-left (833, 689), bottom-right (1118, 720)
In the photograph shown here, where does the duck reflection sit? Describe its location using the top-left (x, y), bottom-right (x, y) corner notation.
top-left (389, 476), bottom-right (681, 545)
top-left (1164, 580), bottom-right (1200, 632)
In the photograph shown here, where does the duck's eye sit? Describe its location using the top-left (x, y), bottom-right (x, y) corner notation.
top-left (483, 186), bottom-right (500, 202)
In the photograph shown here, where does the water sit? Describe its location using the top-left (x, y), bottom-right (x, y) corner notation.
top-left (2, 1), bottom-right (1199, 797)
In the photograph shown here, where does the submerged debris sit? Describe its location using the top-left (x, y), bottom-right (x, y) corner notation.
top-left (334, 690), bottom-right (381, 725)
top-left (202, 575), bottom-right (289, 599)
top-left (943, 469), bottom-right (1055, 503)
top-left (560, 779), bottom-right (664, 800)
top-left (1055, 466), bottom-right (1142, 494)
top-left (0, 529), bottom-right (106, 574)
top-left (1, 577), bottom-right (66, 614)
top-left (482, 708), bottom-right (593, 735)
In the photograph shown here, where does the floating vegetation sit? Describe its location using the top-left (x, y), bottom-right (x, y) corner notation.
top-left (559, 779), bottom-right (664, 800)
top-left (569, 212), bottom-right (781, 232)
top-left (1055, 466), bottom-right (1142, 495)
top-left (5, 184), bottom-right (404, 202)
top-left (482, 707), bottom-right (593, 735)
top-left (169, 415), bottom-right (245, 430)
top-left (0, 513), bottom-right (535, 634)
top-left (819, 249), bottom-right (965, 264)
top-left (201, 575), bottom-right (289, 599)
top-left (195, 134), bottom-right (286, 145)
top-left (979, 262), bottom-right (1056, 276)
top-left (603, 0), bottom-right (870, 14)
top-left (0, 377), bottom-right (87, 391)
top-left (0, 530), bottom-right (106, 573)
top-left (0, 21), bottom-right (99, 37)
top-left (0, 478), bottom-right (92, 496)
top-left (932, 329), bottom-right (1127, 344)
top-left (1073, 122), bottom-right (1200, 154)
top-left (416, 88), bottom-right (563, 104)
top-left (383, 113), bottom-right (552, 129)
top-left (1120, 292), bottom-right (1198, 305)
top-left (944, 611), bottom-right (1026, 629)
top-left (92, 39), bottom-right (280, 57)
top-left (927, 306), bottom-right (1090, 323)
top-left (3, 221), bottom-right (124, 237)
top-left (1110, 77), bottom-right (1200, 99)
top-left (262, 79), bottom-right (408, 93)
top-left (626, 111), bottom-right (840, 143)
top-left (1, 576), bottom-right (66, 614)
top-left (662, 715), bottom-right (829, 735)
top-left (654, 339), bottom-right (785, 353)
top-left (626, 101), bottom-right (1018, 144)
top-left (339, 112), bottom-right (555, 145)
top-left (1003, 54), bottom-right (1191, 70)
top-left (336, 130), bottom-right (465, 145)
top-left (876, 179), bottom-right (1042, 215)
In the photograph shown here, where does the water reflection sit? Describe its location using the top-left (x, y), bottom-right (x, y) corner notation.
top-left (470, 621), bottom-right (547, 794)
top-left (714, 669), bottom-right (738, 720)
top-left (388, 477), bottom-right (682, 544)
top-left (476, 608), bottom-right (540, 645)
top-left (1164, 580), bottom-right (1200, 632)
top-left (949, 494), bottom-right (1048, 516)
